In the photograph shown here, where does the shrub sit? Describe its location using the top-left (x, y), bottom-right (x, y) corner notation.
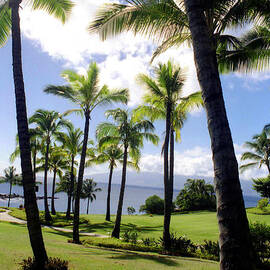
top-left (19, 257), bottom-right (68, 270)
top-left (141, 237), bottom-right (157, 247)
top-left (127, 206), bottom-right (136, 215)
top-left (139, 195), bottom-right (164, 214)
top-left (122, 229), bottom-right (138, 244)
top-left (199, 240), bottom-right (219, 261)
top-left (257, 198), bottom-right (269, 210)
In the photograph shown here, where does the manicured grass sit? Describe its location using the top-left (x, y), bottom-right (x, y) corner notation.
top-left (246, 205), bottom-right (270, 215)
top-left (0, 221), bottom-right (218, 270)
top-left (9, 207), bottom-right (270, 243)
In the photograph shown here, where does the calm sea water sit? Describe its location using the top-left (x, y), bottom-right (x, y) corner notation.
top-left (0, 182), bottom-right (260, 215)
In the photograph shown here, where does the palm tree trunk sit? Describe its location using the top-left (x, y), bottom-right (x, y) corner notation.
top-left (44, 139), bottom-right (52, 221)
top-left (106, 164), bottom-right (114, 221)
top-left (66, 155), bottom-right (74, 219)
top-left (8, 182), bottom-right (12, 207)
top-left (51, 168), bottom-right (57, 215)
top-left (10, 0), bottom-right (47, 266)
top-left (184, 1), bottom-right (255, 269)
top-left (112, 145), bottom-right (128, 238)
top-left (87, 197), bottom-right (90, 214)
top-left (33, 143), bottom-right (37, 183)
top-left (169, 128), bottom-right (174, 209)
top-left (163, 105), bottom-right (172, 250)
top-left (73, 111), bottom-right (90, 243)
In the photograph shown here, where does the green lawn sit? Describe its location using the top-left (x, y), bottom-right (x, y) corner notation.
top-left (9, 208), bottom-right (270, 243)
top-left (0, 221), bottom-right (218, 270)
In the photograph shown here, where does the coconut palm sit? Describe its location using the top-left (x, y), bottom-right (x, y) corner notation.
top-left (240, 131), bottom-right (270, 174)
top-left (44, 62), bottom-right (128, 243)
top-left (56, 125), bottom-right (83, 219)
top-left (81, 178), bottom-right (101, 214)
top-left (29, 109), bottom-right (71, 221)
top-left (0, 0), bottom-right (73, 265)
top-left (0, 166), bottom-right (22, 207)
top-left (90, 1), bottom-right (261, 266)
top-left (97, 108), bottom-right (159, 238)
top-left (135, 60), bottom-right (203, 249)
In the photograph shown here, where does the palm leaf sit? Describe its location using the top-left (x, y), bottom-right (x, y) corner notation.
top-left (0, 1), bottom-right (11, 47)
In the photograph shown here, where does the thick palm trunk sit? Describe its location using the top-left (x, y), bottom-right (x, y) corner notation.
top-left (44, 140), bottom-right (52, 221)
top-left (105, 164), bottom-right (114, 221)
top-left (163, 105), bottom-right (172, 250)
top-left (10, 0), bottom-right (47, 266)
top-left (112, 145), bottom-right (128, 238)
top-left (51, 168), bottom-right (57, 215)
top-left (8, 182), bottom-right (12, 207)
top-left (73, 112), bottom-right (90, 243)
top-left (33, 148), bottom-right (36, 182)
top-left (66, 156), bottom-right (75, 219)
top-left (184, 1), bottom-right (255, 269)
top-left (86, 197), bottom-right (90, 214)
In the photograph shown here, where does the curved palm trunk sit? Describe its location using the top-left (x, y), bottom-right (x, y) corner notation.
top-left (10, 0), bottom-right (47, 266)
top-left (66, 155), bottom-right (75, 219)
top-left (51, 168), bottom-right (57, 215)
top-left (44, 140), bottom-right (52, 221)
top-left (73, 112), bottom-right (90, 243)
top-left (105, 163), bottom-right (114, 221)
top-left (184, 1), bottom-right (255, 269)
top-left (86, 197), bottom-right (90, 214)
top-left (112, 145), bottom-right (128, 238)
top-left (8, 182), bottom-right (12, 207)
top-left (163, 105), bottom-right (172, 250)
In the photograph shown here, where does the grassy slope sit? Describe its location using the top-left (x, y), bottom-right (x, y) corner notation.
top-left (8, 208), bottom-right (270, 243)
top-left (0, 221), bottom-right (218, 270)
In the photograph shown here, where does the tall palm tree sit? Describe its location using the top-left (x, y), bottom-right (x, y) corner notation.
top-left (29, 109), bottom-right (71, 221)
top-left (240, 131), bottom-right (270, 174)
top-left (135, 60), bottom-right (203, 249)
top-left (0, 0), bottom-right (73, 265)
top-left (44, 62), bottom-right (129, 243)
top-left (81, 178), bottom-right (102, 214)
top-left (97, 108), bottom-right (159, 238)
top-left (56, 125), bottom-right (83, 219)
top-left (90, 1), bottom-right (262, 267)
top-left (0, 166), bottom-right (22, 207)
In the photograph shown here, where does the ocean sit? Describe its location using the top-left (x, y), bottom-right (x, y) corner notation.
top-left (0, 182), bottom-right (260, 215)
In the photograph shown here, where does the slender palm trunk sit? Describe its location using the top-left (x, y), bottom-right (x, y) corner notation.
top-left (10, 0), bottom-right (47, 265)
top-left (73, 112), bottom-right (90, 243)
top-left (163, 105), bottom-right (172, 250)
top-left (86, 197), bottom-right (90, 214)
top-left (169, 128), bottom-right (174, 209)
top-left (51, 168), bottom-right (57, 215)
top-left (66, 155), bottom-right (74, 219)
top-left (106, 164), bottom-right (114, 221)
top-left (33, 143), bottom-right (37, 183)
top-left (8, 182), bottom-right (12, 207)
top-left (112, 145), bottom-right (128, 238)
top-left (184, 1), bottom-right (255, 269)
top-left (44, 140), bottom-right (52, 221)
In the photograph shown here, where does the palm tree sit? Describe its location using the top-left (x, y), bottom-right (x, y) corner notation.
top-left (56, 125), bottom-right (83, 219)
top-left (29, 109), bottom-right (71, 221)
top-left (90, 1), bottom-right (261, 267)
top-left (81, 178), bottom-right (102, 214)
top-left (44, 62), bottom-right (128, 243)
top-left (240, 131), bottom-right (270, 174)
top-left (0, 0), bottom-right (73, 265)
top-left (97, 108), bottom-right (159, 238)
top-left (0, 166), bottom-right (22, 207)
top-left (135, 60), bottom-right (203, 249)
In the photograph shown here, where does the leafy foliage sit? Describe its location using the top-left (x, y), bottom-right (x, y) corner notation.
top-left (257, 198), bottom-right (269, 210)
top-left (175, 179), bottom-right (216, 211)
top-left (127, 206), bottom-right (136, 215)
top-left (139, 195), bottom-right (164, 215)
top-left (253, 176), bottom-right (270, 199)
top-left (19, 257), bottom-right (68, 270)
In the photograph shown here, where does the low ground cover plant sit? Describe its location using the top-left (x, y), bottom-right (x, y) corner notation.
top-left (19, 257), bottom-right (68, 270)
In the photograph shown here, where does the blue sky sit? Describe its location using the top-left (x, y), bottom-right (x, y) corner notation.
top-left (0, 0), bottom-right (270, 182)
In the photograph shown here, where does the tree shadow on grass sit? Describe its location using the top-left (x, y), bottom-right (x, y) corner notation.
top-left (109, 253), bottom-right (179, 266)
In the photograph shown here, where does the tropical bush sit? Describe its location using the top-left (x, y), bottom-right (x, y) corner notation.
top-left (139, 195), bottom-right (164, 214)
top-left (257, 198), bottom-right (269, 210)
top-left (198, 240), bottom-right (220, 261)
top-left (127, 206), bottom-right (136, 215)
top-left (253, 177), bottom-right (270, 199)
top-left (122, 229), bottom-right (139, 244)
top-left (175, 179), bottom-right (216, 211)
top-left (19, 257), bottom-right (68, 270)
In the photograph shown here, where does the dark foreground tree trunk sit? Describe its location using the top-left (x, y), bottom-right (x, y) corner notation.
top-left (73, 112), bottom-right (90, 243)
top-left (10, 0), bottom-right (47, 266)
top-left (184, 1), bottom-right (256, 269)
top-left (105, 164), bottom-right (114, 221)
top-left (51, 168), bottom-right (57, 215)
top-left (66, 156), bottom-right (75, 219)
top-left (169, 128), bottom-right (174, 212)
top-left (44, 140), bottom-right (52, 221)
top-left (112, 145), bottom-right (128, 238)
top-left (86, 197), bottom-right (90, 214)
top-left (163, 105), bottom-right (172, 250)
top-left (8, 182), bottom-right (12, 207)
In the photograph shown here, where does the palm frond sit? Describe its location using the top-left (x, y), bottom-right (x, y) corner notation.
top-left (0, 1), bottom-right (11, 47)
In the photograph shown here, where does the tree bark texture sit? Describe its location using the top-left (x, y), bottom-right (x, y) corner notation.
top-left (184, 1), bottom-right (256, 269)
top-left (51, 168), bottom-right (57, 215)
top-left (10, 0), bottom-right (48, 266)
top-left (66, 155), bottom-right (75, 219)
top-left (8, 182), bottom-right (12, 207)
top-left (105, 164), bottom-right (114, 221)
